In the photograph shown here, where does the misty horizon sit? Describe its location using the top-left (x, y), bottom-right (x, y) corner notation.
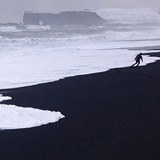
top-left (0, 0), bottom-right (160, 23)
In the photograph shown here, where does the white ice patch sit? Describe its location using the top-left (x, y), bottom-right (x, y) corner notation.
top-left (0, 94), bottom-right (64, 130)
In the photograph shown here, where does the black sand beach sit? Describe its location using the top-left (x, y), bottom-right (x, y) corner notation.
top-left (0, 52), bottom-right (160, 160)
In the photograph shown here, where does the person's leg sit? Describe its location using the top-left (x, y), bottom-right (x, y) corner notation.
top-left (132, 62), bottom-right (137, 67)
top-left (136, 61), bottom-right (140, 66)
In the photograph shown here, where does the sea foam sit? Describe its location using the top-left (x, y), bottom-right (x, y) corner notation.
top-left (0, 94), bottom-right (64, 130)
top-left (0, 8), bottom-right (159, 89)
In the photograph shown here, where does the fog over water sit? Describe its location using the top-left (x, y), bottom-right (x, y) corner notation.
top-left (0, 0), bottom-right (160, 23)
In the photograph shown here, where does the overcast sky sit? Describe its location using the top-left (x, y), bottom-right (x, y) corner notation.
top-left (0, 0), bottom-right (160, 23)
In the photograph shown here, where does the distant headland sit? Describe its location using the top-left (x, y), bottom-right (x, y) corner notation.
top-left (23, 11), bottom-right (106, 25)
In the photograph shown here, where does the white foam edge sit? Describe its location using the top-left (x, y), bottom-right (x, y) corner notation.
top-left (0, 94), bottom-right (65, 130)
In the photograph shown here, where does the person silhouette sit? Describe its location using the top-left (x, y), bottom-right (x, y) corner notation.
top-left (132, 53), bottom-right (143, 67)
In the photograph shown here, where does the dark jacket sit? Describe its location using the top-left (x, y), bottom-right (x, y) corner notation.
top-left (135, 53), bottom-right (143, 62)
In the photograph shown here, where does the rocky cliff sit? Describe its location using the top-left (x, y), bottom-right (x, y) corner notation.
top-left (23, 11), bottom-right (105, 25)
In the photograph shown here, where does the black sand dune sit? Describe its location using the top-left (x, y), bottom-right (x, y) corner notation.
top-left (0, 52), bottom-right (160, 160)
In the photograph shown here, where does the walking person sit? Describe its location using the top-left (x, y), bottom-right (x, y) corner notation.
top-left (132, 53), bottom-right (143, 67)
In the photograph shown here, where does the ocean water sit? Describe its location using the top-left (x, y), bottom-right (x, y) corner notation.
top-left (0, 8), bottom-right (160, 130)
top-left (0, 8), bottom-right (160, 89)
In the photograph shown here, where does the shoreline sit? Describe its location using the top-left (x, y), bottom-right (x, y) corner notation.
top-left (0, 51), bottom-right (160, 159)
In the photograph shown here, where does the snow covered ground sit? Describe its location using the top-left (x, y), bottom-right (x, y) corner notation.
top-left (0, 8), bottom-right (160, 130)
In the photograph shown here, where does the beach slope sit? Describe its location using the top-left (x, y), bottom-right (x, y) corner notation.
top-left (0, 52), bottom-right (160, 160)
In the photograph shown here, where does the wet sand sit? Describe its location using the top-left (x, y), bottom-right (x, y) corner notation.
top-left (0, 51), bottom-right (160, 160)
